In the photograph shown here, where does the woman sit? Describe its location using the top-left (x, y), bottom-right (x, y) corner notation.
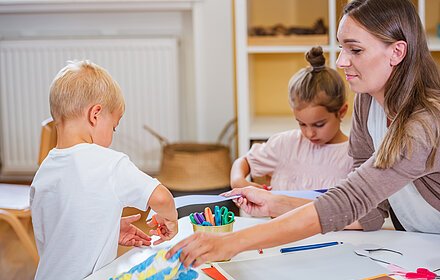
top-left (167, 0), bottom-right (440, 267)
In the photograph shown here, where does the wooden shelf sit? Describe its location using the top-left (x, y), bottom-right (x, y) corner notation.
top-left (248, 45), bottom-right (331, 54)
top-left (248, 34), bottom-right (328, 46)
top-left (236, 0), bottom-right (439, 155)
top-left (235, 0), bottom-right (339, 155)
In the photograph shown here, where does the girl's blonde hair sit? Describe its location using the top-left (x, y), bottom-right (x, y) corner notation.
top-left (344, 0), bottom-right (440, 169)
top-left (49, 60), bottom-right (125, 123)
top-left (288, 46), bottom-right (346, 114)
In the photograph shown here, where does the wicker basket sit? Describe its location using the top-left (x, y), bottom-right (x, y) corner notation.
top-left (144, 119), bottom-right (235, 191)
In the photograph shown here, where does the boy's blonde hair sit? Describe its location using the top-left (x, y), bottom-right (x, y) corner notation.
top-left (288, 46), bottom-right (346, 114)
top-left (49, 60), bottom-right (125, 122)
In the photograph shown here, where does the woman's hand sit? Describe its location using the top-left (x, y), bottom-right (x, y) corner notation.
top-left (166, 232), bottom-right (236, 268)
top-left (147, 214), bottom-right (179, 245)
top-left (222, 186), bottom-right (274, 217)
top-left (119, 214), bottom-right (152, 247)
top-left (166, 202), bottom-right (323, 268)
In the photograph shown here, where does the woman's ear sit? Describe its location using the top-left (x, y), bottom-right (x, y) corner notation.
top-left (390, 40), bottom-right (407, 66)
top-left (337, 103), bottom-right (349, 120)
top-left (88, 104), bottom-right (103, 127)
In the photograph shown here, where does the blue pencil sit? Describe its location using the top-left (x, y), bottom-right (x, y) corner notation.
top-left (280, 241), bottom-right (342, 253)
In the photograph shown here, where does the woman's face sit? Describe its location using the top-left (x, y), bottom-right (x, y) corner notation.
top-left (336, 15), bottom-right (395, 102)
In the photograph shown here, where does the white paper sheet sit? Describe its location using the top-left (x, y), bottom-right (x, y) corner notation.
top-left (174, 190), bottom-right (324, 209)
top-left (147, 190), bottom-right (325, 219)
top-left (215, 243), bottom-right (389, 280)
top-left (0, 184), bottom-right (30, 210)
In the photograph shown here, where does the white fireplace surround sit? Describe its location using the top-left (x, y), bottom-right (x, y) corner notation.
top-left (0, 0), bottom-right (235, 176)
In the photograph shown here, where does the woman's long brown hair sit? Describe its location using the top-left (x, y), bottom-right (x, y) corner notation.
top-left (344, 0), bottom-right (440, 169)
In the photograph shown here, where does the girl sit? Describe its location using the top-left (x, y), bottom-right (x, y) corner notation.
top-left (231, 46), bottom-right (352, 191)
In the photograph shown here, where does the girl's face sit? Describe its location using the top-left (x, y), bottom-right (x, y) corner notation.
top-left (336, 15), bottom-right (395, 103)
top-left (294, 103), bottom-right (347, 145)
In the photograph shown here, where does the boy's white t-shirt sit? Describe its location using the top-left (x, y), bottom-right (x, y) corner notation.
top-left (30, 143), bottom-right (160, 280)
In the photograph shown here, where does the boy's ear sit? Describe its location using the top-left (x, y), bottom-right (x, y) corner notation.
top-left (337, 103), bottom-right (348, 120)
top-left (390, 40), bottom-right (407, 66)
top-left (88, 104), bottom-right (103, 127)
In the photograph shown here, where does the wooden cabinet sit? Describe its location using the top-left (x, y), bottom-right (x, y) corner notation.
top-left (234, 0), bottom-right (440, 155)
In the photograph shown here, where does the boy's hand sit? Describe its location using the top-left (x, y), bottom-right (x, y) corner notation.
top-left (147, 214), bottom-right (178, 245)
top-left (119, 214), bottom-right (152, 247)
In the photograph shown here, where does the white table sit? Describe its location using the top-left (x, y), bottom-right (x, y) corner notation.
top-left (85, 216), bottom-right (440, 280)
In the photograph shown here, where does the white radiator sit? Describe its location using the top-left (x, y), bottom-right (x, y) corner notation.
top-left (0, 38), bottom-right (179, 174)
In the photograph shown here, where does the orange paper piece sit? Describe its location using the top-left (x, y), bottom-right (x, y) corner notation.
top-left (202, 266), bottom-right (227, 280)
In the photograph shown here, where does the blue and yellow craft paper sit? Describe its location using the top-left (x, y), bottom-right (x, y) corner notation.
top-left (110, 249), bottom-right (198, 280)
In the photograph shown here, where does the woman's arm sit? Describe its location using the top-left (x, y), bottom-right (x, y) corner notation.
top-left (230, 187), bottom-right (364, 229)
top-left (167, 202), bottom-right (321, 268)
top-left (169, 135), bottom-right (434, 267)
top-left (316, 132), bottom-right (434, 233)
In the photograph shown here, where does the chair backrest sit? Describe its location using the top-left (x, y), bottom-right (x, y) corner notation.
top-left (38, 118), bottom-right (57, 165)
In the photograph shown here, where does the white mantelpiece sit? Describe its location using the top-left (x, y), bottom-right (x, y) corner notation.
top-left (0, 0), bottom-right (235, 177)
top-left (0, 1), bottom-right (198, 13)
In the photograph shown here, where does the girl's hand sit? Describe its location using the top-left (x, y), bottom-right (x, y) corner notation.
top-left (166, 232), bottom-right (236, 268)
top-left (222, 186), bottom-right (273, 217)
top-left (147, 214), bottom-right (178, 245)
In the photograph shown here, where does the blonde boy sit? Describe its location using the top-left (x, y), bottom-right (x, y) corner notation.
top-left (31, 60), bottom-right (178, 280)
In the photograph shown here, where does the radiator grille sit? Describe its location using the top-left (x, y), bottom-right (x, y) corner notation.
top-left (0, 38), bottom-right (179, 174)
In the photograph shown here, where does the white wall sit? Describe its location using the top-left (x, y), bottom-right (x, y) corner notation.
top-left (193, 0), bottom-right (235, 143)
top-left (0, 0), bottom-right (236, 176)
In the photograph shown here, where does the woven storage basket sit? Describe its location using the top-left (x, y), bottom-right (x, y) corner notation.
top-left (144, 119), bottom-right (235, 191)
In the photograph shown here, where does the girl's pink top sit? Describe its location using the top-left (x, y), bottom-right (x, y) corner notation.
top-left (246, 129), bottom-right (353, 190)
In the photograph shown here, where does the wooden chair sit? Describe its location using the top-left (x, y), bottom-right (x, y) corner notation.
top-left (0, 118), bottom-right (57, 265)
top-left (38, 118), bottom-right (57, 165)
top-left (0, 192), bottom-right (39, 265)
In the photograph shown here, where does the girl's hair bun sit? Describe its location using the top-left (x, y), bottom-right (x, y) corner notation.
top-left (306, 46), bottom-right (326, 72)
